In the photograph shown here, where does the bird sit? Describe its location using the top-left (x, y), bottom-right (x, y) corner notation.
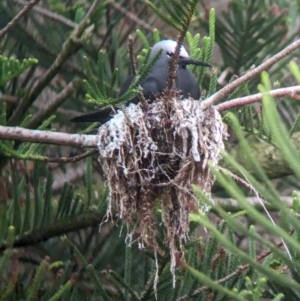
top-left (71, 40), bottom-right (210, 123)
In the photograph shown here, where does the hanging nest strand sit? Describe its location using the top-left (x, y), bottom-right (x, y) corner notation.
top-left (97, 91), bottom-right (227, 272)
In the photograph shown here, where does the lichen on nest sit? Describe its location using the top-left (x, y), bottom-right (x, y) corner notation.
top-left (97, 92), bottom-right (227, 285)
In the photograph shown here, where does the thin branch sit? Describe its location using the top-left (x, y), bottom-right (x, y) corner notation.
top-left (166, 36), bottom-right (182, 93)
top-left (0, 94), bottom-right (18, 105)
top-left (128, 35), bottom-right (137, 76)
top-left (4, 148), bottom-right (97, 163)
top-left (8, 0), bottom-right (101, 126)
top-left (0, 211), bottom-right (105, 252)
top-left (0, 126), bottom-right (97, 147)
top-left (128, 35), bottom-right (148, 109)
top-left (177, 238), bottom-right (289, 301)
top-left (166, 2), bottom-right (197, 95)
top-left (202, 38), bottom-right (300, 109)
top-left (216, 85), bottom-right (300, 112)
top-left (38, 149), bottom-right (97, 163)
top-left (213, 196), bottom-right (293, 212)
top-left (219, 167), bottom-right (261, 195)
top-left (0, 0), bottom-right (40, 38)
top-left (26, 78), bottom-right (80, 129)
top-left (110, 1), bottom-right (153, 31)
top-left (1, 126), bottom-right (300, 184)
top-left (12, 0), bottom-right (77, 28)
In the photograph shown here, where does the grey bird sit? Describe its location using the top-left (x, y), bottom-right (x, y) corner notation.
top-left (71, 40), bottom-right (210, 123)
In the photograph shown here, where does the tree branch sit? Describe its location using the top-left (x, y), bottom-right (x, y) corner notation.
top-left (2, 146), bottom-right (97, 163)
top-left (177, 238), bottom-right (288, 301)
top-left (0, 211), bottom-right (105, 252)
top-left (202, 38), bottom-right (300, 109)
top-left (213, 196), bottom-right (293, 213)
top-left (12, 0), bottom-right (77, 29)
top-left (110, 1), bottom-right (153, 31)
top-left (0, 126), bottom-right (97, 147)
top-left (7, 0), bottom-right (101, 126)
top-left (0, 0), bottom-right (40, 38)
top-left (220, 133), bottom-right (300, 181)
top-left (1, 126), bottom-right (300, 182)
top-left (26, 78), bottom-right (80, 129)
top-left (216, 85), bottom-right (300, 112)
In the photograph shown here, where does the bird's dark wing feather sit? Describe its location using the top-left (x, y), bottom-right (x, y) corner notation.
top-left (117, 75), bottom-right (135, 97)
top-left (70, 106), bottom-right (114, 123)
top-left (71, 59), bottom-right (210, 123)
top-left (71, 75), bottom-right (161, 123)
top-left (177, 67), bottom-right (200, 99)
top-left (71, 75), bottom-right (135, 123)
top-left (141, 76), bottom-right (162, 100)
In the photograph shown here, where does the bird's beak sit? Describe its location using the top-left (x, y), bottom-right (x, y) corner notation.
top-left (178, 58), bottom-right (211, 68)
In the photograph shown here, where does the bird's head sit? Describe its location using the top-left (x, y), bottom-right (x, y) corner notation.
top-left (149, 40), bottom-right (189, 59)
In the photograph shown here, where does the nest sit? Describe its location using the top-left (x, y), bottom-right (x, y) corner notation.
top-left (97, 92), bottom-right (227, 283)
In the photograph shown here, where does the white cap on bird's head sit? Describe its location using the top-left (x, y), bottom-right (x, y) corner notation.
top-left (149, 40), bottom-right (189, 59)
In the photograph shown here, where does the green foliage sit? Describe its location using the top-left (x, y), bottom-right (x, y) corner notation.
top-left (2, 0), bottom-right (300, 300)
top-left (82, 48), bottom-right (122, 105)
top-left (82, 42), bottom-right (137, 104)
top-left (48, 0), bottom-right (86, 21)
top-left (0, 115), bottom-right (57, 161)
top-left (212, 0), bottom-right (289, 75)
top-left (145, 0), bottom-right (198, 32)
top-left (82, 34), bottom-right (164, 106)
top-left (0, 55), bottom-right (38, 87)
top-left (186, 10), bottom-right (214, 88)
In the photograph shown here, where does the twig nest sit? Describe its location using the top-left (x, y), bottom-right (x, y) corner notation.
top-left (97, 93), bottom-right (227, 279)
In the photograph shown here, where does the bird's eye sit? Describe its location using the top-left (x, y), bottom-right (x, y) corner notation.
top-left (167, 51), bottom-right (184, 59)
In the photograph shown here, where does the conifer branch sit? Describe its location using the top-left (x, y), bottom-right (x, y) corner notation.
top-left (1, 126), bottom-right (300, 181)
top-left (216, 85), bottom-right (300, 112)
top-left (110, 1), bottom-right (153, 31)
top-left (12, 0), bottom-right (77, 29)
top-left (26, 79), bottom-right (80, 129)
top-left (0, 126), bottom-right (97, 147)
top-left (128, 36), bottom-right (137, 77)
top-left (213, 196), bottom-right (293, 212)
top-left (0, 0), bottom-right (41, 38)
top-left (128, 35), bottom-right (148, 109)
top-left (0, 211), bottom-right (105, 252)
top-left (202, 38), bottom-right (300, 109)
top-left (177, 238), bottom-right (290, 301)
top-left (0, 94), bottom-right (18, 105)
top-left (166, 0), bottom-right (197, 95)
top-left (219, 167), bottom-right (260, 195)
top-left (2, 147), bottom-right (97, 163)
top-left (7, 0), bottom-right (101, 126)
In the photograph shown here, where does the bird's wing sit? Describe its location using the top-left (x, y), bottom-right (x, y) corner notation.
top-left (71, 75), bottom-right (136, 123)
top-left (141, 76), bottom-right (163, 100)
top-left (117, 75), bottom-right (135, 97)
top-left (177, 68), bottom-right (200, 99)
top-left (70, 106), bottom-right (114, 123)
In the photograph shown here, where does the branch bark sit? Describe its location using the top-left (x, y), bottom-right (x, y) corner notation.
top-left (0, 0), bottom-right (41, 38)
top-left (201, 38), bottom-right (300, 109)
top-left (26, 79), bottom-right (80, 129)
top-left (12, 0), bottom-right (77, 29)
top-left (216, 85), bottom-right (300, 112)
top-left (0, 125), bottom-right (299, 181)
top-left (0, 126), bottom-right (97, 147)
top-left (0, 211), bottom-right (105, 252)
top-left (7, 0), bottom-right (101, 126)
